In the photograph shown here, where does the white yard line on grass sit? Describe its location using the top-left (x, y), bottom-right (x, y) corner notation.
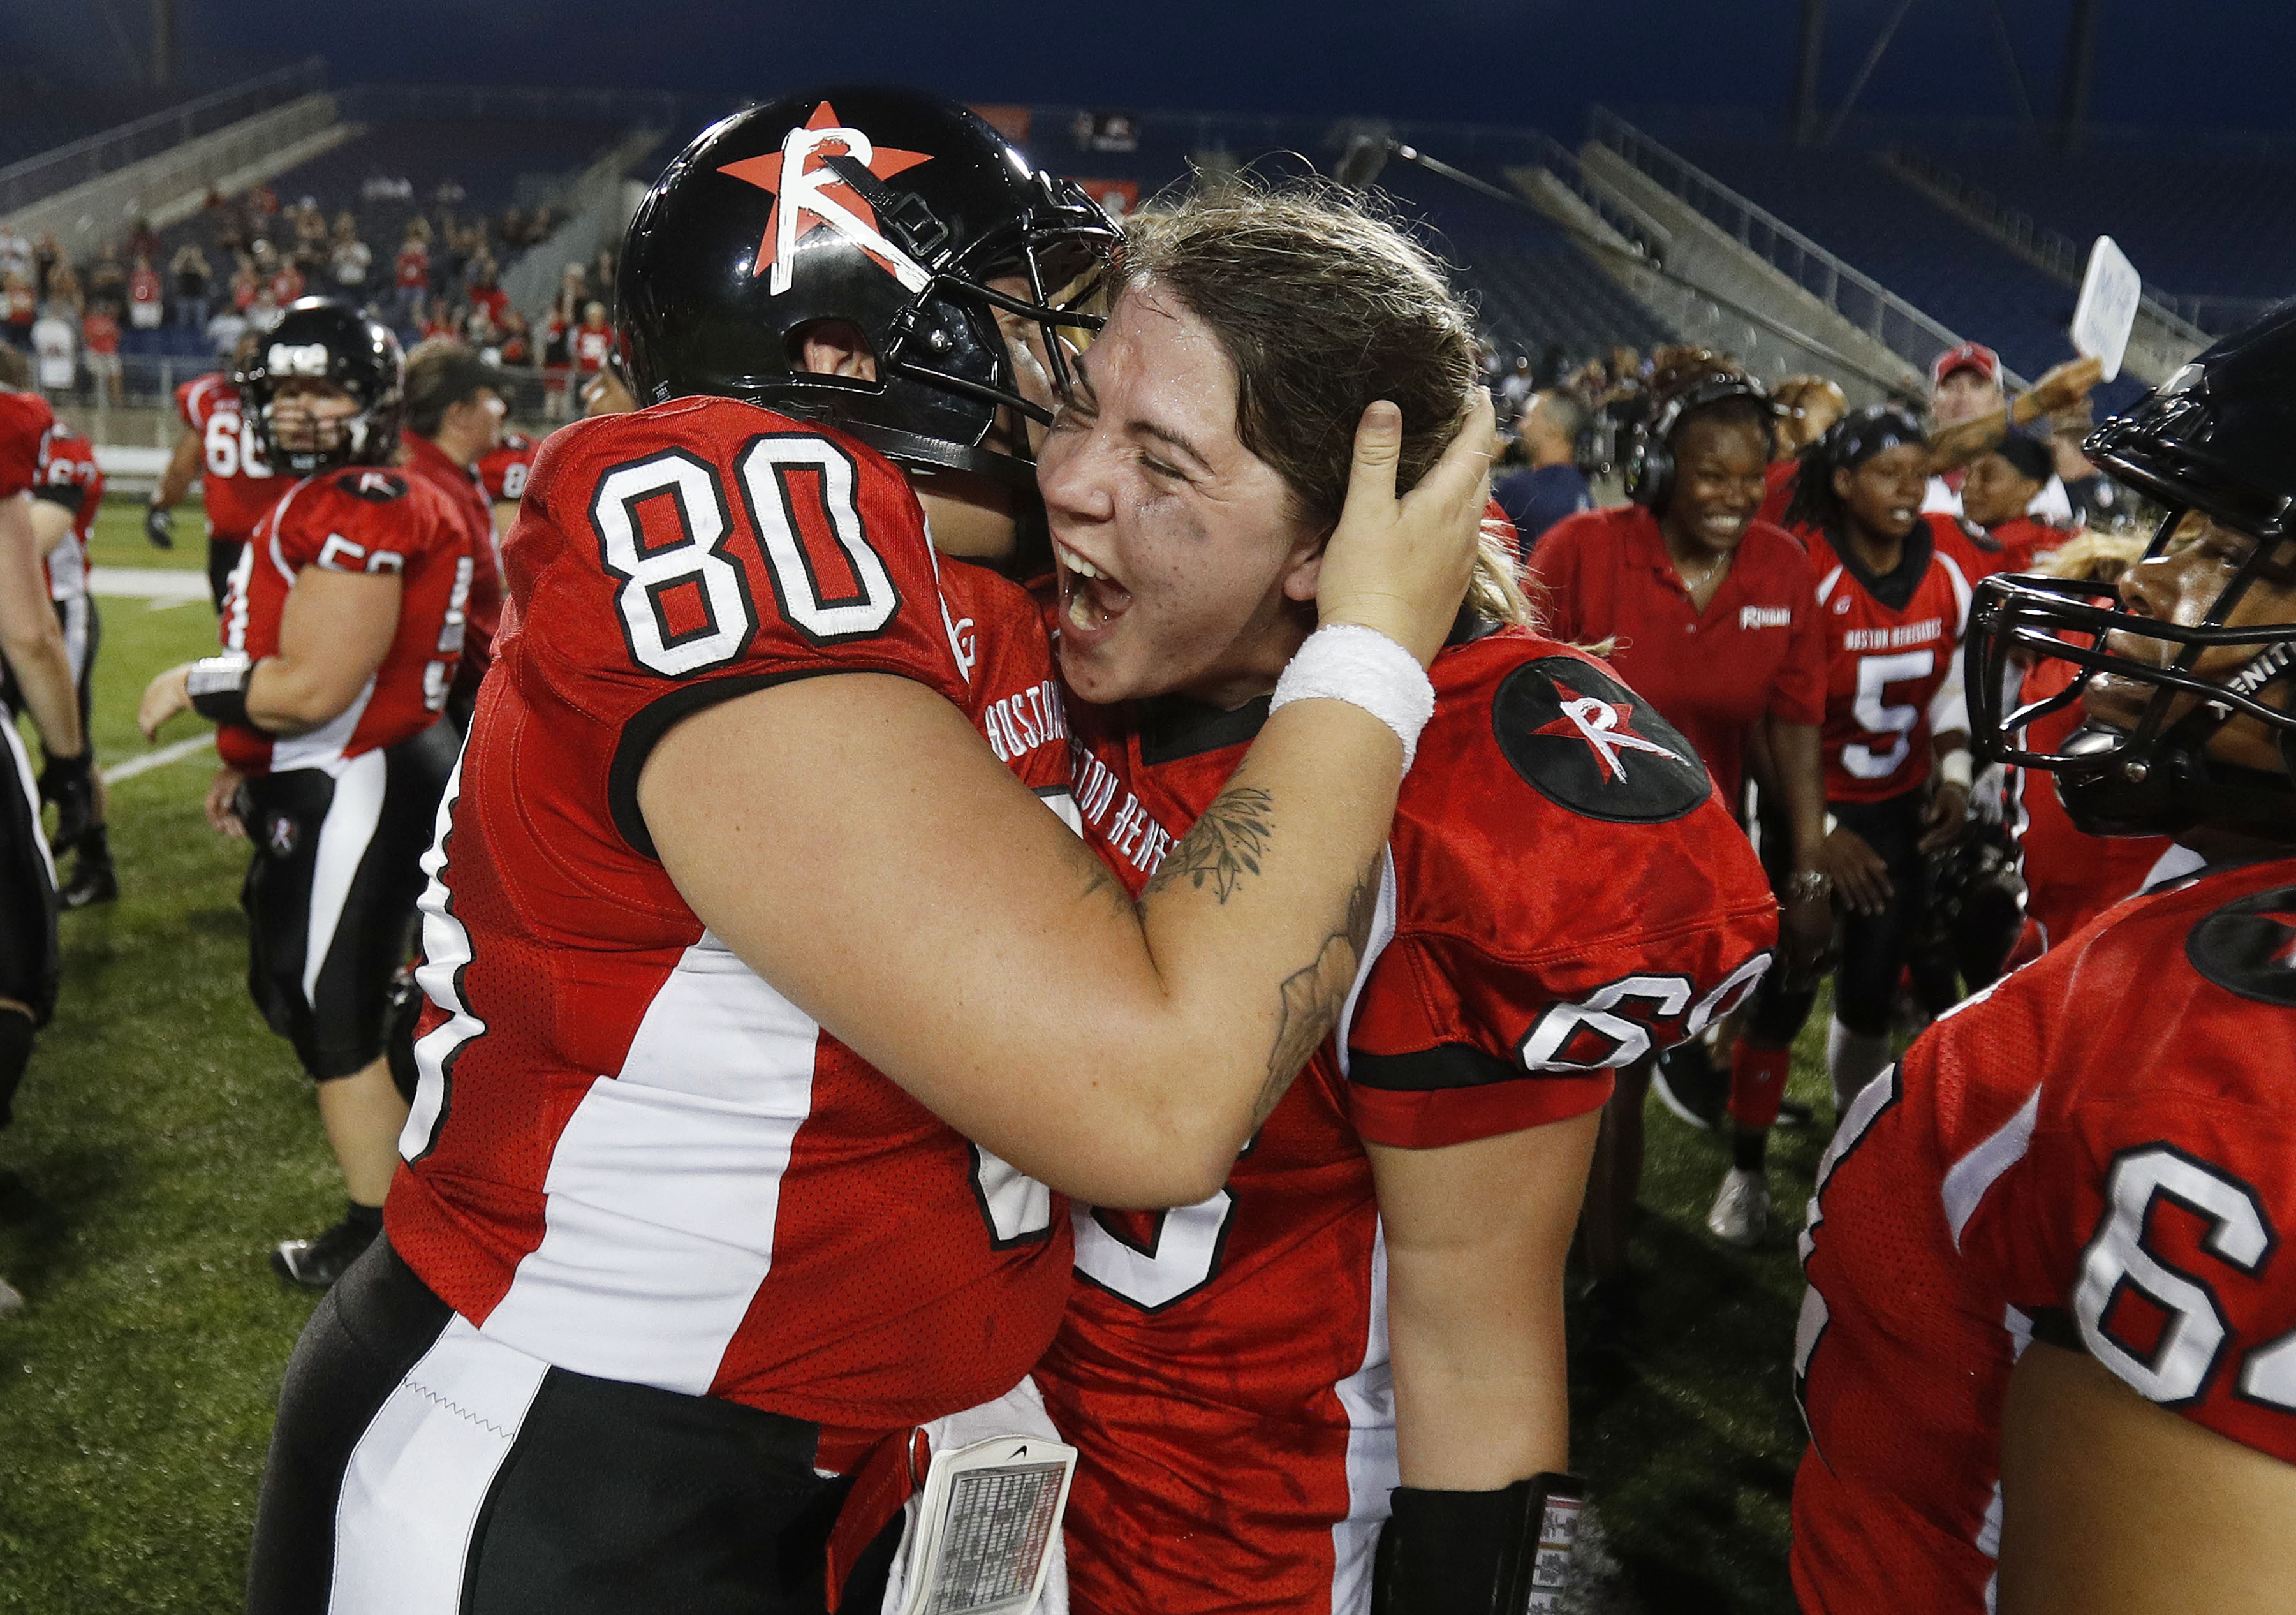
top-left (104, 734), bottom-right (213, 785)
top-left (89, 566), bottom-right (211, 604)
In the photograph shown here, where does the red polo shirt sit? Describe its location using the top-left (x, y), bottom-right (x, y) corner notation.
top-left (1532, 503), bottom-right (1826, 803)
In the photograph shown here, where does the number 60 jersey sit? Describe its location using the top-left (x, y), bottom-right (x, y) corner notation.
top-left (1792, 855), bottom-right (2296, 1613)
top-left (386, 397), bottom-right (1074, 1455)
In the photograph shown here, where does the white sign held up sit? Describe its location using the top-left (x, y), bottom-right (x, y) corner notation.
top-left (2072, 235), bottom-right (2144, 383)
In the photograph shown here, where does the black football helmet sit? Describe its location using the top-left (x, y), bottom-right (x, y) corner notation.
top-left (1968, 303), bottom-right (2296, 841)
top-left (617, 87), bottom-right (1118, 486)
top-left (240, 298), bottom-right (405, 475)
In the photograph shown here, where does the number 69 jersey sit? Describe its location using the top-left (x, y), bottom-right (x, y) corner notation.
top-left (1790, 855), bottom-right (2296, 1614)
top-left (385, 397), bottom-right (1075, 1453)
top-left (1040, 629), bottom-right (1778, 1615)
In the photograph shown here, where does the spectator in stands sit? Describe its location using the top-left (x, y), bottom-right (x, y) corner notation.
top-left (3, 272), bottom-right (35, 350)
top-left (29, 302), bottom-right (72, 392)
top-left (1492, 388), bottom-right (1591, 555)
top-left (45, 265), bottom-right (81, 318)
top-left (246, 287), bottom-right (284, 336)
top-left (1922, 341), bottom-right (2073, 524)
top-left (392, 222), bottom-right (430, 324)
top-left (205, 302), bottom-right (248, 357)
top-left (571, 299), bottom-right (613, 380)
top-left (466, 256), bottom-right (508, 325)
top-left (127, 254), bottom-right (164, 333)
top-left (0, 226), bottom-right (27, 286)
top-left (499, 207), bottom-right (529, 249)
top-left (2045, 399), bottom-right (2131, 532)
top-left (248, 182), bottom-right (278, 219)
top-left (80, 306), bottom-right (121, 406)
top-left (1536, 356), bottom-right (1830, 1267)
top-left (127, 216), bottom-right (161, 264)
top-left (84, 245), bottom-right (125, 317)
top-left (267, 252), bottom-right (305, 309)
top-left (29, 235), bottom-right (57, 302)
top-left (591, 247), bottom-right (615, 300)
top-left (172, 244), bottom-right (212, 332)
top-left (229, 258), bottom-right (259, 314)
top-left (496, 308), bottom-right (531, 368)
top-left (1962, 431), bottom-right (2064, 572)
top-left (1498, 353), bottom-right (1536, 413)
top-left (330, 218), bottom-right (372, 298)
top-left (529, 205), bottom-right (553, 242)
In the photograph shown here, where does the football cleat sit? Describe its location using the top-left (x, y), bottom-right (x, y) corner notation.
top-left (1706, 1167), bottom-right (1771, 1248)
top-left (270, 1216), bottom-right (378, 1290)
top-left (1650, 1041), bottom-right (1726, 1131)
top-left (59, 862), bottom-right (118, 910)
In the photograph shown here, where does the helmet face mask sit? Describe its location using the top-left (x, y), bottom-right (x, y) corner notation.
top-left (241, 298), bottom-right (406, 476)
top-left (1968, 306), bottom-right (2296, 842)
top-left (617, 90), bottom-right (1117, 489)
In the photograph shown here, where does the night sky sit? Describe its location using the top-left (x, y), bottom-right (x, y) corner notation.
top-left (6, 1), bottom-right (2295, 140)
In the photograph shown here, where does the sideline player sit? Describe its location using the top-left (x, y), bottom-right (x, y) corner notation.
top-left (1535, 355), bottom-right (1829, 1255)
top-left (396, 340), bottom-right (506, 728)
top-left (149, 331), bottom-right (278, 611)
top-left (0, 375), bottom-right (92, 1317)
top-left (138, 300), bottom-right (469, 1288)
top-left (1792, 305), bottom-right (2296, 1615)
top-left (1780, 407), bottom-right (1980, 1112)
top-left (0, 346), bottom-right (114, 905)
top-left (242, 91), bottom-right (1490, 1615)
top-left (1034, 188), bottom-right (1777, 1615)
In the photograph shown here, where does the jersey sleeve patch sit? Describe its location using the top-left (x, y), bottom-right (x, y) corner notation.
top-left (1491, 655), bottom-right (1714, 823)
top-left (2186, 885), bottom-right (2296, 1008)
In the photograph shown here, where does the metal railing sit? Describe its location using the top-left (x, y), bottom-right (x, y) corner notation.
top-left (1880, 146), bottom-right (2213, 349)
top-left (1588, 105), bottom-right (1989, 382)
top-left (337, 84), bottom-right (705, 136)
top-left (0, 59), bottom-right (327, 217)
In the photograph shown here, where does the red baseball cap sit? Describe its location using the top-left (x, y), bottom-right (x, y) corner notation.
top-left (1931, 341), bottom-right (2001, 388)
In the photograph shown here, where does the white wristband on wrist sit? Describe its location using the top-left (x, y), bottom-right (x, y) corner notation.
top-left (1939, 749), bottom-right (1975, 790)
top-left (1268, 624), bottom-right (1436, 771)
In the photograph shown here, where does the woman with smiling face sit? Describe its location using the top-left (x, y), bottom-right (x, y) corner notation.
top-left (1032, 189), bottom-right (1775, 1615)
top-left (1534, 355), bottom-right (1829, 1273)
top-left (1782, 406), bottom-right (1981, 1120)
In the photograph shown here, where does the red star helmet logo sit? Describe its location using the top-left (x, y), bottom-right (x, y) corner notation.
top-left (2265, 905), bottom-right (2296, 970)
top-left (717, 101), bottom-right (934, 295)
top-left (1531, 681), bottom-right (1683, 783)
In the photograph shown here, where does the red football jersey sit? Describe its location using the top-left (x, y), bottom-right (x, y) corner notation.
top-left (175, 372), bottom-right (282, 545)
top-left (1807, 515), bottom-right (1978, 802)
top-left (2007, 651), bottom-right (2174, 950)
top-left (402, 431), bottom-right (503, 683)
top-left (1792, 855), bottom-right (2296, 1613)
top-left (573, 325), bottom-right (613, 372)
top-left (386, 397), bottom-right (1074, 1448)
top-left (0, 388), bottom-right (57, 500)
top-left (940, 555), bottom-right (1072, 808)
top-left (477, 429), bottom-right (537, 503)
top-left (34, 420), bottom-right (103, 602)
top-left (214, 466), bottom-right (471, 776)
top-left (1534, 503), bottom-right (1825, 803)
top-left (1756, 457), bottom-right (1800, 530)
top-left (1040, 630), bottom-right (1778, 1615)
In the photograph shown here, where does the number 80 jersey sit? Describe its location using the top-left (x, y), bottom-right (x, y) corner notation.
top-left (1790, 855), bottom-right (2296, 1613)
top-left (386, 397), bottom-right (1073, 1451)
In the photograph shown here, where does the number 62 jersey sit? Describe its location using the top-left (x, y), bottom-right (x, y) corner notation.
top-left (386, 396), bottom-right (1074, 1457)
top-left (1791, 855), bottom-right (2296, 1613)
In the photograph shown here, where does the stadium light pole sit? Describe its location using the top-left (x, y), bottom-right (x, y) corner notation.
top-left (2057, 0), bottom-right (2101, 154)
top-left (1793, 0), bottom-right (1828, 147)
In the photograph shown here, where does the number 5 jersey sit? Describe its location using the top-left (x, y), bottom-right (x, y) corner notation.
top-left (1791, 855), bottom-right (2296, 1612)
top-left (1038, 628), bottom-right (1779, 1615)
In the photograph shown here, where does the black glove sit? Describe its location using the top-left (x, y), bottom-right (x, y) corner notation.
top-left (40, 751), bottom-right (94, 854)
top-left (143, 499), bottom-right (175, 550)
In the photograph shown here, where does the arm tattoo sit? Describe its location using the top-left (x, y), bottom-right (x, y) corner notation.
top-left (1253, 857), bottom-right (1382, 1126)
top-left (1140, 786), bottom-right (1272, 906)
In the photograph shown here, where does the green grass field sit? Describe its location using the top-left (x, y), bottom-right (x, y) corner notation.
top-left (2, 499), bottom-right (1836, 1612)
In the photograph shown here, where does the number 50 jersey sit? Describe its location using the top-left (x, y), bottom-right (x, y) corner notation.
top-left (386, 397), bottom-right (1073, 1454)
top-left (1791, 855), bottom-right (2296, 1613)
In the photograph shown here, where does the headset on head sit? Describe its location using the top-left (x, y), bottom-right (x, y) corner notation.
top-left (1624, 372), bottom-right (1777, 512)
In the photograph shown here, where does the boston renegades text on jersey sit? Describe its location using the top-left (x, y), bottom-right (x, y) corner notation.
top-left (1807, 513), bottom-right (1976, 802)
top-left (1039, 628), bottom-right (1777, 1615)
top-left (387, 396), bottom-right (1075, 1451)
